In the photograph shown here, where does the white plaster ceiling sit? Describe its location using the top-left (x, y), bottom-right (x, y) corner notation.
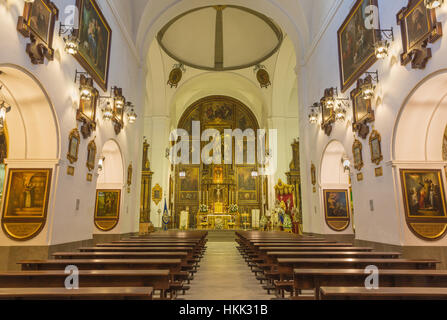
top-left (157, 6), bottom-right (283, 71)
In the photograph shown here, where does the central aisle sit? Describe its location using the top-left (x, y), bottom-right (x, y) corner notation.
top-left (185, 238), bottom-right (272, 300)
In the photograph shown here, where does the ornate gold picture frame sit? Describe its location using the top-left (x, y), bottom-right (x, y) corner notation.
top-left (86, 140), bottom-right (96, 172)
top-left (400, 169), bottom-right (447, 240)
top-left (76, 75), bottom-right (98, 139)
top-left (67, 128), bottom-right (80, 164)
top-left (1, 168), bottom-right (52, 241)
top-left (94, 189), bottom-right (120, 231)
top-left (353, 139), bottom-right (364, 171)
top-left (311, 163), bottom-right (316, 186)
top-left (152, 184), bottom-right (162, 205)
top-left (369, 130), bottom-right (383, 165)
top-left (397, 0), bottom-right (442, 69)
top-left (17, 0), bottom-right (59, 64)
top-left (320, 88), bottom-right (335, 136)
top-left (323, 189), bottom-right (351, 232)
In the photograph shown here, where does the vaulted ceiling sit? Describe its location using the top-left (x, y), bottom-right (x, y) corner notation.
top-left (108, 0), bottom-right (340, 64)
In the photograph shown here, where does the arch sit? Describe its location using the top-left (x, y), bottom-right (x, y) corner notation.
top-left (392, 69), bottom-right (447, 162)
top-left (0, 64), bottom-right (60, 160)
top-left (392, 70), bottom-right (447, 241)
top-left (170, 72), bottom-right (265, 127)
top-left (320, 140), bottom-right (351, 232)
top-left (95, 139), bottom-right (125, 232)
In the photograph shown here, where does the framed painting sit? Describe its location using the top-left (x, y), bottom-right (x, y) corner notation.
top-left (1, 168), bottom-right (52, 241)
top-left (353, 139), bottom-right (364, 171)
top-left (75, 0), bottom-right (112, 91)
top-left (323, 189), bottom-right (350, 231)
top-left (237, 166), bottom-right (257, 191)
top-left (397, 0), bottom-right (442, 69)
top-left (67, 128), bottom-right (80, 164)
top-left (94, 189), bottom-right (120, 231)
top-left (311, 163), bottom-right (317, 186)
top-left (400, 169), bottom-right (447, 240)
top-left (338, 0), bottom-right (380, 92)
top-left (350, 77), bottom-right (375, 138)
top-left (180, 167), bottom-right (199, 192)
top-left (152, 184), bottom-right (162, 205)
top-left (17, 0), bottom-right (59, 64)
top-left (369, 129), bottom-right (383, 165)
top-left (86, 140), bottom-right (96, 172)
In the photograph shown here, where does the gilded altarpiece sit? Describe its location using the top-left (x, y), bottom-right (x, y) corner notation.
top-left (174, 96), bottom-right (262, 229)
top-left (286, 139), bottom-right (303, 233)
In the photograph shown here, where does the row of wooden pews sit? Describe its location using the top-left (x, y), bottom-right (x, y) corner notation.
top-left (236, 231), bottom-right (447, 300)
top-left (0, 231), bottom-right (207, 300)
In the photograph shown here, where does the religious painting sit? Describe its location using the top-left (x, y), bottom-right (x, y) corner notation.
top-left (27, 0), bottom-right (53, 43)
top-left (180, 167), bottom-right (199, 191)
top-left (3, 169), bottom-right (52, 218)
top-left (338, 0), bottom-right (379, 92)
top-left (397, 0), bottom-right (442, 69)
top-left (86, 140), bottom-right (96, 171)
top-left (17, 0), bottom-right (58, 64)
top-left (67, 128), bottom-right (80, 164)
top-left (353, 139), bottom-right (364, 171)
top-left (94, 189), bottom-right (120, 218)
top-left (324, 190), bottom-right (350, 218)
top-left (94, 189), bottom-right (120, 231)
top-left (152, 184), bottom-right (162, 205)
top-left (1, 168), bottom-right (52, 241)
top-left (400, 169), bottom-right (447, 218)
top-left (369, 130), bottom-right (383, 165)
top-left (320, 88), bottom-right (336, 136)
top-left (324, 189), bottom-right (351, 232)
top-left (203, 102), bottom-right (234, 123)
top-left (75, 0), bottom-right (112, 91)
top-left (237, 167), bottom-right (256, 191)
top-left (400, 169), bottom-right (447, 240)
top-left (350, 77), bottom-right (375, 139)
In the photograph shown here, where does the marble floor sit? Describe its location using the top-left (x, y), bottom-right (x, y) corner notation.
top-left (184, 241), bottom-right (272, 300)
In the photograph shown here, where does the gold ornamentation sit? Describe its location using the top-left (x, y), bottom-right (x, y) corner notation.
top-left (67, 128), bottom-right (80, 164)
top-left (152, 184), bottom-right (162, 205)
top-left (86, 139), bottom-right (96, 171)
top-left (369, 129), bottom-right (383, 165)
top-left (352, 139), bottom-right (364, 171)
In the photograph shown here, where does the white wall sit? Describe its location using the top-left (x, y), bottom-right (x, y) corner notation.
top-left (0, 0), bottom-right (145, 246)
top-left (299, 0), bottom-right (447, 246)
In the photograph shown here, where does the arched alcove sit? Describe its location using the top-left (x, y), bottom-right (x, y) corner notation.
top-left (392, 70), bottom-right (447, 241)
top-left (320, 140), bottom-right (351, 233)
top-left (94, 139), bottom-right (125, 232)
top-left (0, 64), bottom-right (60, 241)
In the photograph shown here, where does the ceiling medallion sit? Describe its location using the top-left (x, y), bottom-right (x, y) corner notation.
top-left (255, 65), bottom-right (271, 88)
top-left (167, 63), bottom-right (185, 88)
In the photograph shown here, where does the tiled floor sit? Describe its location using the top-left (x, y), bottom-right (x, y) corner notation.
top-left (185, 241), bottom-right (272, 300)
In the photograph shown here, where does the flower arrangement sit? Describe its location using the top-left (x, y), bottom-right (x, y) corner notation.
top-left (199, 204), bottom-right (208, 213)
top-left (229, 204), bottom-right (239, 213)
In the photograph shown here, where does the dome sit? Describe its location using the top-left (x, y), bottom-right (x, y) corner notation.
top-left (157, 5), bottom-right (283, 71)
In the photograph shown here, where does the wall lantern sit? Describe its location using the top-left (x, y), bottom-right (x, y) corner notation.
top-left (375, 28), bottom-right (394, 59)
top-left (341, 155), bottom-right (351, 173)
top-left (308, 103), bottom-right (320, 125)
top-left (75, 70), bottom-right (94, 101)
top-left (251, 170), bottom-right (259, 177)
top-left (179, 171), bottom-right (186, 178)
top-left (126, 102), bottom-right (137, 124)
top-left (59, 23), bottom-right (79, 55)
top-left (98, 156), bottom-right (105, 172)
top-left (425, 0), bottom-right (444, 9)
top-left (102, 101), bottom-right (113, 121)
top-left (334, 104), bottom-right (347, 122)
top-left (361, 71), bottom-right (379, 100)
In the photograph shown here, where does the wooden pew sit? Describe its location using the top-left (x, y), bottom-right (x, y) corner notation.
top-left (319, 287), bottom-right (447, 300)
top-left (52, 252), bottom-right (189, 260)
top-left (294, 269), bottom-right (447, 299)
top-left (0, 270), bottom-right (171, 299)
top-left (0, 287), bottom-right (154, 300)
top-left (277, 258), bottom-right (439, 279)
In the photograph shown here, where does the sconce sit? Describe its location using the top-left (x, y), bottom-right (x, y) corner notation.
top-left (98, 156), bottom-right (105, 172)
top-left (59, 23), bottom-right (79, 55)
top-left (126, 102), bottom-right (137, 124)
top-left (179, 171), bottom-right (186, 178)
top-left (0, 96), bottom-right (11, 131)
top-left (341, 155), bottom-right (351, 173)
top-left (323, 87), bottom-right (350, 111)
top-left (425, 0), bottom-right (444, 9)
top-left (251, 170), bottom-right (259, 177)
top-left (165, 148), bottom-right (171, 159)
top-left (112, 86), bottom-right (125, 110)
top-left (361, 71), bottom-right (379, 100)
top-left (75, 70), bottom-right (94, 101)
top-left (102, 101), bottom-right (113, 120)
top-left (334, 104), bottom-right (347, 122)
top-left (375, 28), bottom-right (394, 59)
top-left (308, 103), bottom-right (320, 125)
